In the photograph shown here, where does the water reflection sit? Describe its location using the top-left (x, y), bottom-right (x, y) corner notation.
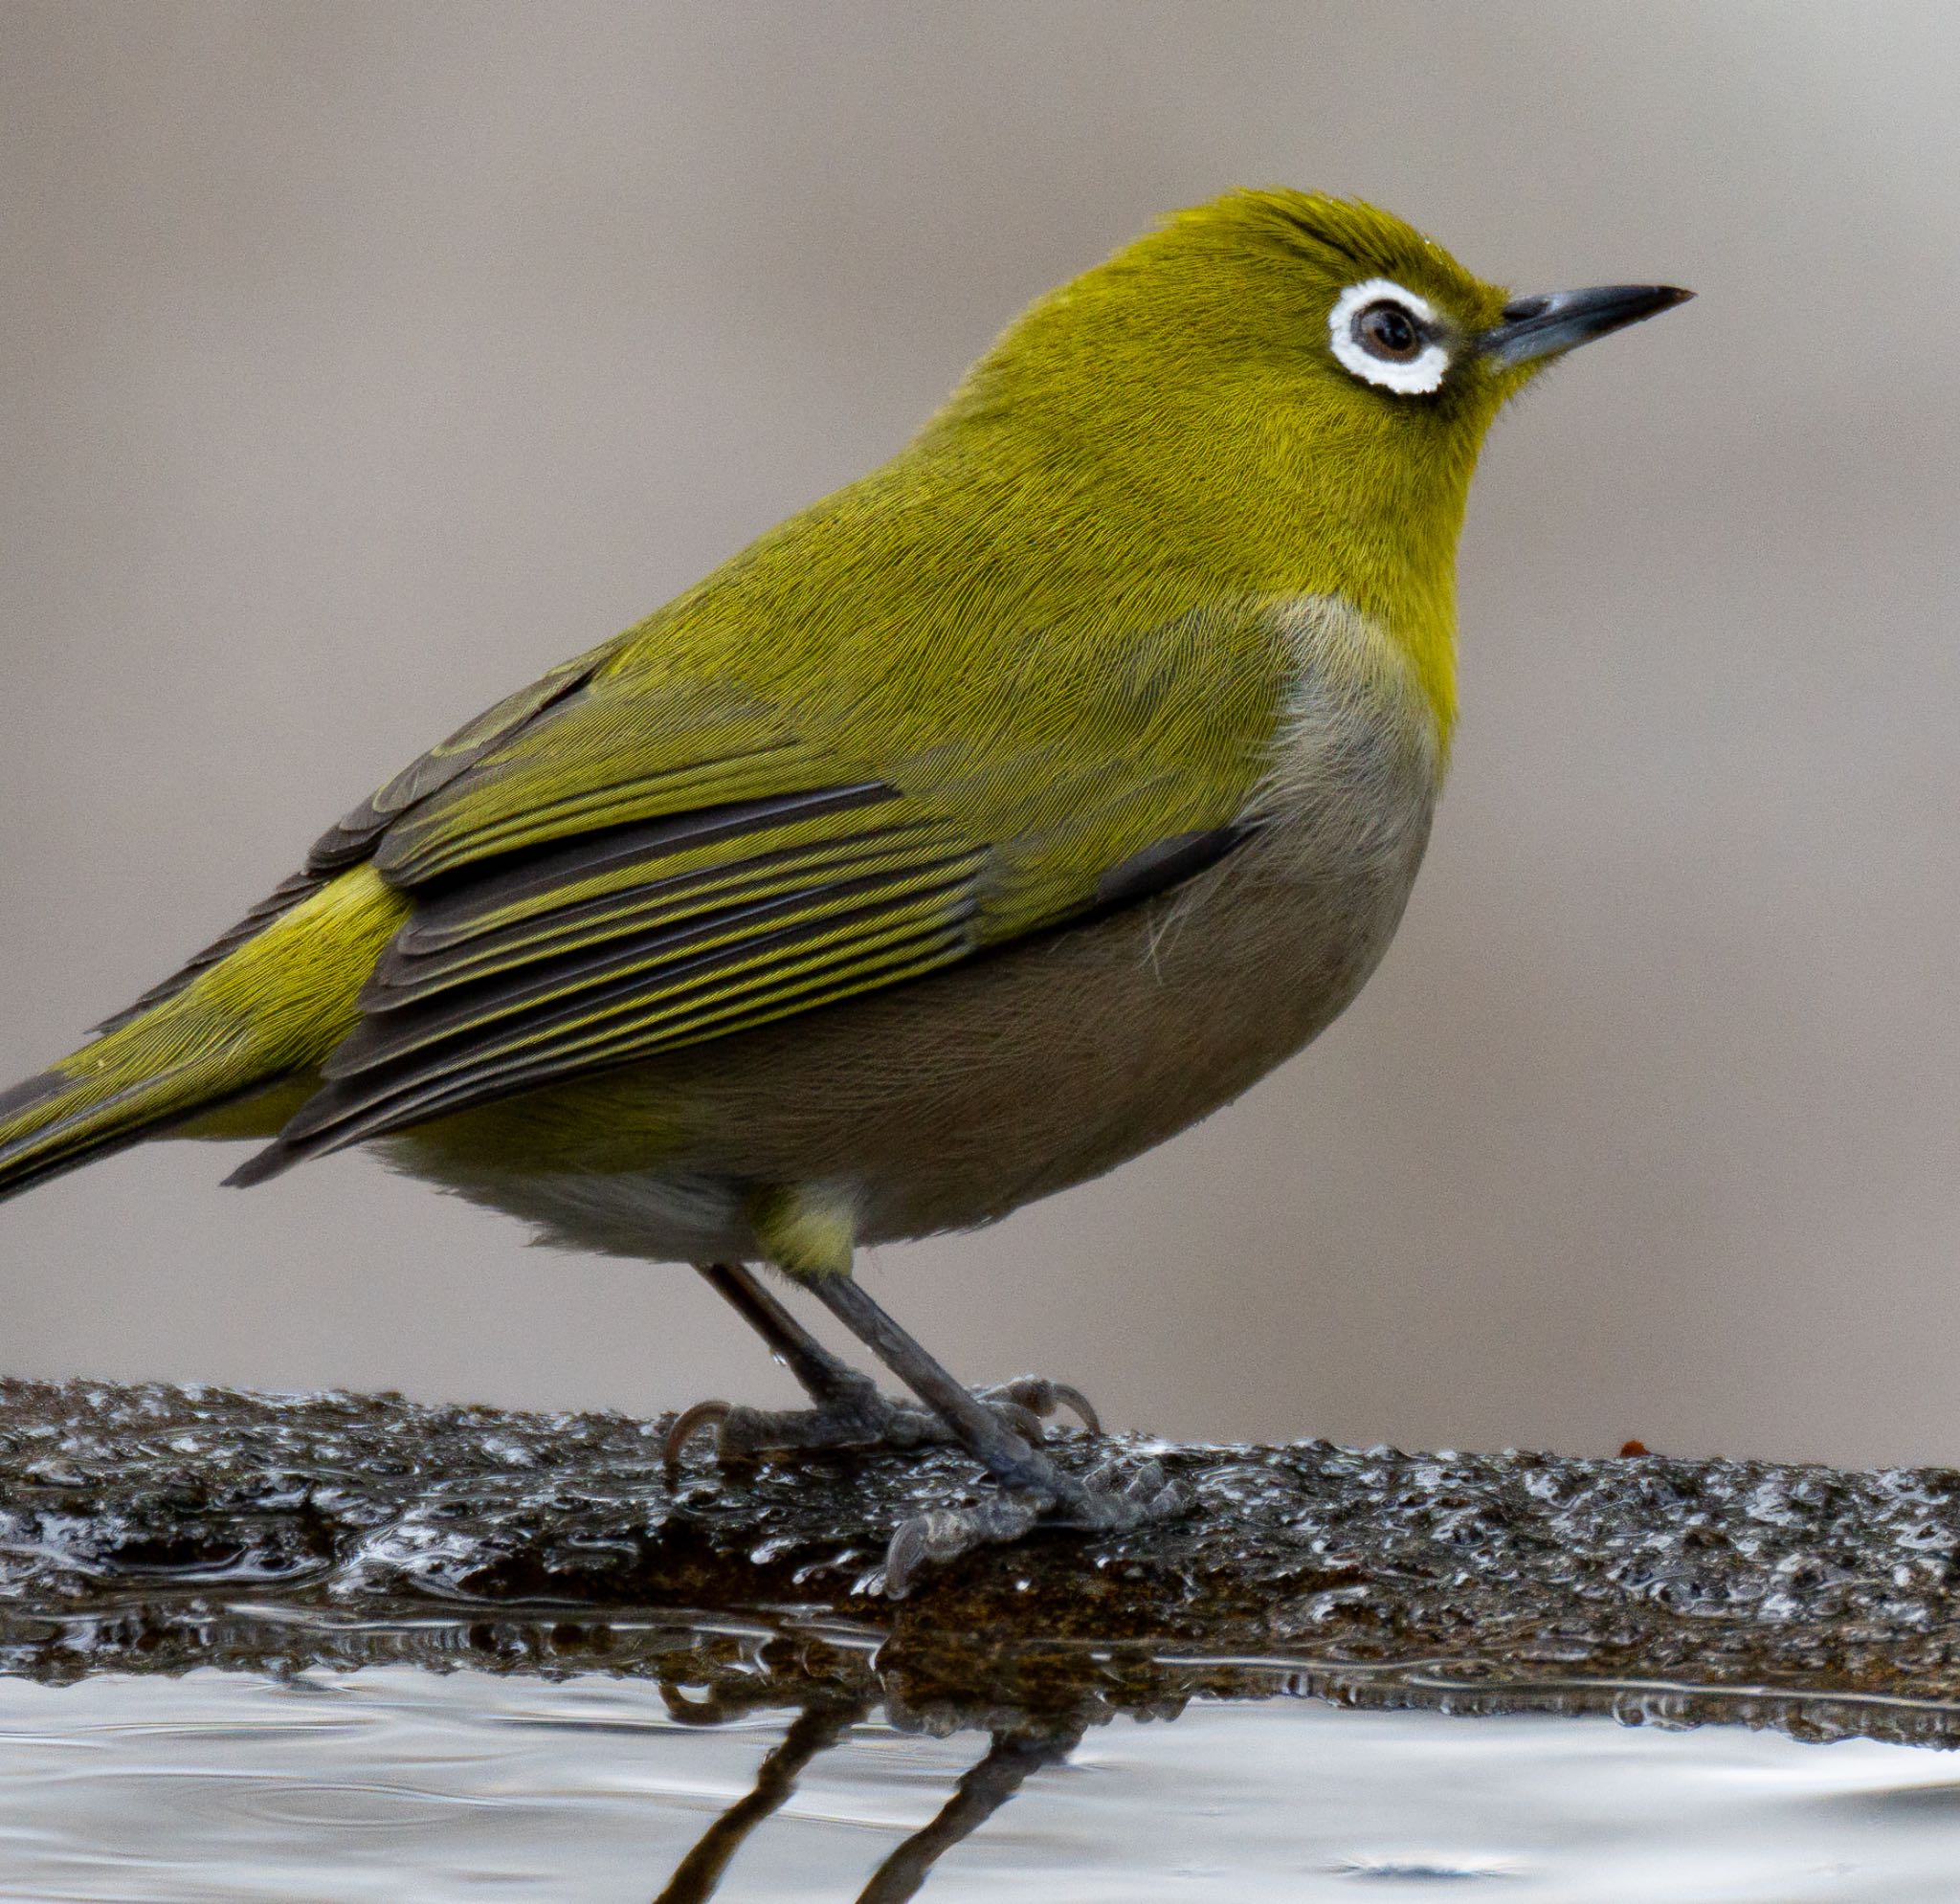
top-left (657, 1699), bottom-right (867, 1902)
top-left (651, 1693), bottom-right (1081, 1904)
top-left (849, 1722), bottom-right (1082, 1904)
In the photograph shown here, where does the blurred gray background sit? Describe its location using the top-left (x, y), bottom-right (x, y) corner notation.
top-left (2, 2), bottom-right (1954, 1467)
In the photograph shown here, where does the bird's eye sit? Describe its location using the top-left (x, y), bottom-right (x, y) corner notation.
top-left (1326, 278), bottom-right (1452, 396)
top-left (1355, 301), bottom-right (1421, 362)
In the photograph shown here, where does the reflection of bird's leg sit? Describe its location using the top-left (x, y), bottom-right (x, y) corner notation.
top-left (804, 1273), bottom-right (1186, 1594)
top-left (653, 1697), bottom-right (867, 1904)
top-left (854, 1721), bottom-right (1087, 1903)
top-left (665, 1261), bottom-right (1099, 1471)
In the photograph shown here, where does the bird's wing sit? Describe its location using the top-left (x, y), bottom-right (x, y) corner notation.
top-left (235, 599), bottom-right (1283, 1176)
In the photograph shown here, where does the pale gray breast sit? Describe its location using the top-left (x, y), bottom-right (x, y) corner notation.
top-left (704, 595), bottom-right (1445, 1244)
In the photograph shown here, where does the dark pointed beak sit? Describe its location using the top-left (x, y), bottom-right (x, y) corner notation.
top-left (1478, 283), bottom-right (1693, 370)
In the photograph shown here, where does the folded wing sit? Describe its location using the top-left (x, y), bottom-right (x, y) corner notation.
top-left (228, 595), bottom-right (1281, 1182)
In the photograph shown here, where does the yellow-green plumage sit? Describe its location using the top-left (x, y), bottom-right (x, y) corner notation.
top-left (0, 867), bottom-right (403, 1193)
top-left (0, 189), bottom-right (1685, 1287)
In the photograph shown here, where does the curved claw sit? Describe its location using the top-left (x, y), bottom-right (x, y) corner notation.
top-left (663, 1399), bottom-right (736, 1471)
top-left (978, 1400), bottom-right (1049, 1445)
top-left (662, 1373), bottom-right (1099, 1479)
top-left (665, 1392), bottom-right (945, 1467)
top-left (883, 1494), bottom-right (1047, 1599)
top-left (975, 1376), bottom-right (1102, 1436)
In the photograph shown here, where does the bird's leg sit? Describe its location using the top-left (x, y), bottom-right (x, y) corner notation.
top-left (665, 1261), bottom-right (1097, 1470)
top-left (666, 1260), bottom-right (941, 1463)
top-left (690, 1261), bottom-right (877, 1409)
top-left (803, 1271), bottom-right (1188, 1595)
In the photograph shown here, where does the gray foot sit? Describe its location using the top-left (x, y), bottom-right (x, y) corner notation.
top-left (663, 1371), bottom-right (1101, 1471)
top-left (881, 1453), bottom-right (1189, 1598)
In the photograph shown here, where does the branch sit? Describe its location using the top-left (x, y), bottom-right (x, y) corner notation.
top-left (2, 1376), bottom-right (1956, 1748)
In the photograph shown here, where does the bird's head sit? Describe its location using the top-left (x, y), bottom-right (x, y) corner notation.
top-left (935, 189), bottom-right (1689, 727)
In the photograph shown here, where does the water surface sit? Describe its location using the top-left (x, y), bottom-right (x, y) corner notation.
top-left (8, 1666), bottom-right (1960, 1901)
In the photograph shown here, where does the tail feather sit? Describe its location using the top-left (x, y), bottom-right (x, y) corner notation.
top-left (0, 1067), bottom-right (239, 1200)
top-left (0, 1069), bottom-right (109, 1197)
top-left (0, 865), bottom-right (408, 1203)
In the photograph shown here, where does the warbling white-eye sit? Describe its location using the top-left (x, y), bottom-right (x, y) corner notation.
top-left (0, 191), bottom-right (1688, 1588)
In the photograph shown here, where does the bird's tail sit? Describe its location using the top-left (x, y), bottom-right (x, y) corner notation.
top-left (0, 866), bottom-right (407, 1202)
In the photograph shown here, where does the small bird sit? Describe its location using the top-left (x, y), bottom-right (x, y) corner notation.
top-left (0, 192), bottom-right (1687, 1588)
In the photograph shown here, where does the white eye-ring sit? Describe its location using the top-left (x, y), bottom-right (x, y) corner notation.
top-left (1328, 278), bottom-right (1452, 396)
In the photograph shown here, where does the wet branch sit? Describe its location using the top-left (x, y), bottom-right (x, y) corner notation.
top-left (2, 1376), bottom-right (1958, 1748)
